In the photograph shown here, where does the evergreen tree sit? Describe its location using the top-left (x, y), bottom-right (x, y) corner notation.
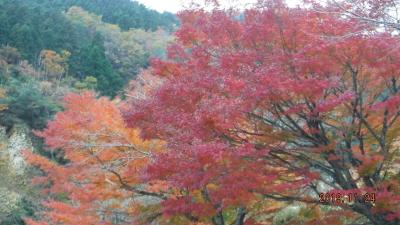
top-left (79, 34), bottom-right (123, 97)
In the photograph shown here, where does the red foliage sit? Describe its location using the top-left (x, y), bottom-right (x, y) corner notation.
top-left (123, 0), bottom-right (400, 224)
top-left (27, 0), bottom-right (400, 224)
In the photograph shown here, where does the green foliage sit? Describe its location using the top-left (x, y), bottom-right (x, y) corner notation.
top-left (0, 0), bottom-right (78, 62)
top-left (0, 0), bottom-right (177, 62)
top-left (54, 0), bottom-right (178, 31)
top-left (0, 195), bottom-right (36, 225)
top-left (0, 1), bottom-right (178, 223)
top-left (74, 76), bottom-right (98, 90)
top-left (78, 34), bottom-right (123, 97)
top-left (65, 6), bottom-right (172, 84)
top-left (0, 77), bottom-right (61, 130)
top-left (0, 1), bottom-right (175, 97)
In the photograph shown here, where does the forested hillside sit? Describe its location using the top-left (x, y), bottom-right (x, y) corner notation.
top-left (0, 1), bottom-right (176, 224)
top-left (50, 0), bottom-right (178, 31)
top-left (0, 0), bottom-right (176, 96)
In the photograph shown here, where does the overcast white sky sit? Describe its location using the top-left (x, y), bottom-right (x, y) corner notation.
top-left (135, 0), bottom-right (301, 13)
top-left (135, 0), bottom-right (185, 12)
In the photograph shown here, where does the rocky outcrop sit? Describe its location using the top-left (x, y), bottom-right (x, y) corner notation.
top-left (0, 124), bottom-right (33, 222)
top-left (6, 124), bottom-right (33, 174)
top-left (0, 187), bottom-right (20, 219)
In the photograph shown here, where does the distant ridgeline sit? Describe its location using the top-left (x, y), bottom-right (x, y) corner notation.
top-left (52, 0), bottom-right (178, 31)
top-left (0, 0), bottom-right (177, 97)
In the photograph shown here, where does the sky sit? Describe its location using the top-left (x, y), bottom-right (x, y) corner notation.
top-left (135, 0), bottom-right (187, 13)
top-left (135, 0), bottom-right (301, 13)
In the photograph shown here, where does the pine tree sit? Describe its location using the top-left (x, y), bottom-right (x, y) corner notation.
top-left (79, 34), bottom-right (123, 97)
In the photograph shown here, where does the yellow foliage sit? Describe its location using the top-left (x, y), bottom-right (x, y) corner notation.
top-left (0, 88), bottom-right (7, 111)
top-left (39, 50), bottom-right (69, 79)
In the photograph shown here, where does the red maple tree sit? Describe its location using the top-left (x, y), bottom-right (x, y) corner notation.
top-left (26, 1), bottom-right (400, 225)
top-left (124, 1), bottom-right (400, 224)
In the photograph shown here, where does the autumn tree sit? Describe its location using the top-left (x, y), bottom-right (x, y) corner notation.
top-left (124, 69), bottom-right (164, 101)
top-left (0, 46), bottom-right (21, 65)
top-left (0, 46), bottom-right (21, 75)
top-left (0, 88), bottom-right (8, 111)
top-left (123, 1), bottom-right (400, 225)
top-left (65, 6), bottom-right (172, 83)
top-left (38, 50), bottom-right (70, 81)
top-left (324, 0), bottom-right (400, 31)
top-left (25, 92), bottom-right (166, 225)
top-left (24, 1), bottom-right (400, 225)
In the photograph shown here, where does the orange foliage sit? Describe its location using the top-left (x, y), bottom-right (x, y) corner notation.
top-left (25, 91), bottom-right (165, 225)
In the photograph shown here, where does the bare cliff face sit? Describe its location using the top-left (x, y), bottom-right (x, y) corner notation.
top-left (0, 125), bottom-right (33, 174)
top-left (0, 124), bottom-right (33, 222)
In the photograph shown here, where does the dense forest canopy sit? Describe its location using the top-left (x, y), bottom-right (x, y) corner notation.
top-left (1, 0), bottom-right (400, 225)
top-left (0, 2), bottom-right (176, 222)
top-left (0, 0), bottom-right (175, 97)
top-left (52, 0), bottom-right (178, 31)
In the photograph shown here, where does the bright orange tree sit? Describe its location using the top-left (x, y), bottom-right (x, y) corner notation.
top-left (27, 0), bottom-right (400, 225)
top-left (25, 91), bottom-right (166, 225)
